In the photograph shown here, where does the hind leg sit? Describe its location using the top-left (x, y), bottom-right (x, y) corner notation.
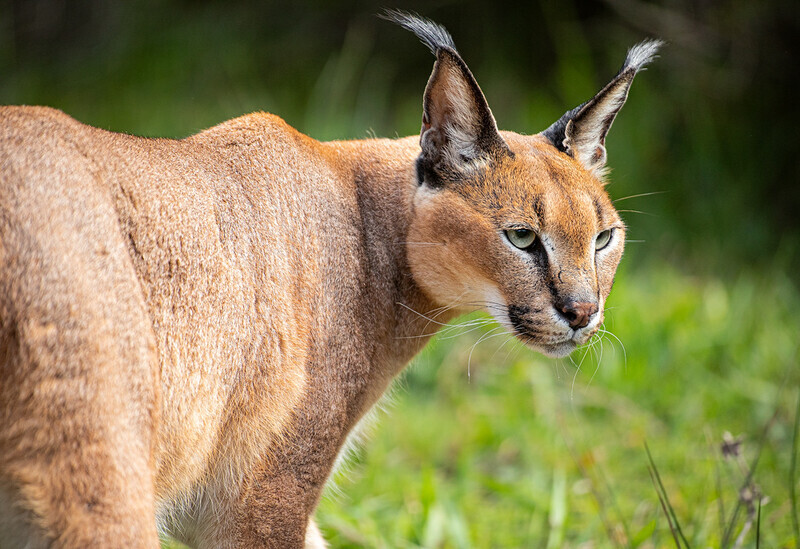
top-left (0, 218), bottom-right (162, 547)
top-left (0, 451), bottom-right (158, 549)
top-left (0, 391), bottom-right (160, 548)
top-left (0, 311), bottom-right (161, 548)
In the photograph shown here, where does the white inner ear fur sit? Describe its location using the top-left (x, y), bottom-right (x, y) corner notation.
top-left (564, 78), bottom-right (631, 176)
top-left (423, 62), bottom-right (495, 174)
top-left (441, 70), bottom-right (481, 160)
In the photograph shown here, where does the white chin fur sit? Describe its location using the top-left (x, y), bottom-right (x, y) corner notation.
top-left (536, 341), bottom-right (577, 358)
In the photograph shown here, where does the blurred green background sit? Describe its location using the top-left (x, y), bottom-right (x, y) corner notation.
top-left (2, 0), bottom-right (798, 547)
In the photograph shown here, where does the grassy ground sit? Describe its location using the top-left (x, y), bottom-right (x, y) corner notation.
top-left (314, 259), bottom-right (800, 548)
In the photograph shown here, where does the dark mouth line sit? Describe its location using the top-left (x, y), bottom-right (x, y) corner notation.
top-left (509, 318), bottom-right (549, 334)
top-left (514, 329), bottom-right (574, 347)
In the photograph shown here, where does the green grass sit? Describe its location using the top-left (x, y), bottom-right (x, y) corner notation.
top-left (315, 259), bottom-right (800, 548)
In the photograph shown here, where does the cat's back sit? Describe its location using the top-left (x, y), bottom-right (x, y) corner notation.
top-left (0, 107), bottom-right (325, 503)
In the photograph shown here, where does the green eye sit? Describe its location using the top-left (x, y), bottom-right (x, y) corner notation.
top-left (505, 228), bottom-right (537, 249)
top-left (595, 229), bottom-right (613, 251)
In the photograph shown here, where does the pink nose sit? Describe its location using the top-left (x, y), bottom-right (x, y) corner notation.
top-left (558, 301), bottom-right (598, 329)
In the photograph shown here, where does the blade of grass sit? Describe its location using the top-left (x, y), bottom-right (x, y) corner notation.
top-left (755, 498), bottom-right (761, 549)
top-left (720, 408), bottom-right (778, 548)
top-left (559, 419), bottom-right (626, 548)
top-left (647, 460), bottom-right (682, 549)
top-left (594, 458), bottom-right (633, 547)
top-left (791, 391), bottom-right (800, 546)
top-left (645, 442), bottom-right (690, 548)
top-left (705, 427), bottom-right (726, 540)
top-left (545, 466), bottom-right (567, 549)
top-left (715, 438), bottom-right (727, 539)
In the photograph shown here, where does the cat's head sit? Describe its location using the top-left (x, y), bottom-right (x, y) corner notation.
top-left (386, 11), bottom-right (662, 357)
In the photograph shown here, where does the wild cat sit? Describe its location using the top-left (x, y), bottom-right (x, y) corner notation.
top-left (0, 10), bottom-right (660, 548)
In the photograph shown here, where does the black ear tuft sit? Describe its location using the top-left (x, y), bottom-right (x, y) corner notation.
top-left (379, 9), bottom-right (457, 55)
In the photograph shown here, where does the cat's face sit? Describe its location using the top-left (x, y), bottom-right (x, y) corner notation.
top-left (407, 135), bottom-right (624, 357)
top-left (391, 12), bottom-right (658, 357)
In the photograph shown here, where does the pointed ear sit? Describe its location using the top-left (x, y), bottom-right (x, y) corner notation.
top-left (382, 10), bottom-right (511, 186)
top-left (542, 39), bottom-right (664, 177)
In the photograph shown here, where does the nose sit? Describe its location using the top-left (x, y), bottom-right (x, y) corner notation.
top-left (556, 300), bottom-right (598, 329)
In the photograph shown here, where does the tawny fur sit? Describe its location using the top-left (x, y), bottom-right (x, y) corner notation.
top-left (0, 13), bottom-right (657, 549)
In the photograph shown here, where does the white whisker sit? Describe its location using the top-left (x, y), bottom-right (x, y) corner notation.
top-left (618, 209), bottom-right (656, 216)
top-left (587, 337), bottom-right (605, 386)
top-left (566, 355), bottom-right (578, 383)
top-left (612, 190), bottom-right (666, 203)
top-left (599, 325), bottom-right (627, 370)
top-left (396, 301), bottom-right (452, 327)
top-left (438, 320), bottom-right (495, 341)
top-left (570, 345), bottom-right (592, 399)
top-left (490, 333), bottom-right (517, 363)
top-left (467, 327), bottom-right (507, 381)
